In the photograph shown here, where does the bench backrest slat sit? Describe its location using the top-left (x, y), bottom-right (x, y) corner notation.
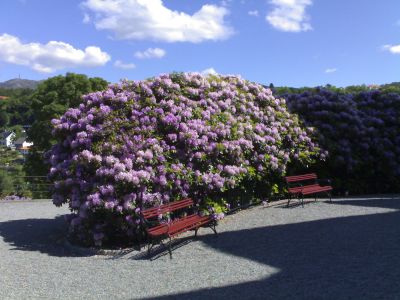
top-left (285, 173), bottom-right (317, 183)
top-left (142, 198), bottom-right (194, 219)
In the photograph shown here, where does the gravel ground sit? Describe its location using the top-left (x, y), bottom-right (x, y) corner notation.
top-left (1, 196), bottom-right (400, 299)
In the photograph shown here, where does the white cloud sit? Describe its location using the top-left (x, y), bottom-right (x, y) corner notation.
top-left (134, 48), bottom-right (166, 59)
top-left (114, 60), bottom-right (136, 69)
top-left (266, 0), bottom-right (313, 32)
top-left (82, 0), bottom-right (234, 43)
top-left (201, 67), bottom-right (218, 75)
top-left (383, 44), bottom-right (400, 54)
top-left (220, 0), bottom-right (232, 7)
top-left (248, 10), bottom-right (259, 17)
top-left (83, 13), bottom-right (91, 23)
top-left (0, 33), bottom-right (110, 73)
top-left (325, 68), bottom-right (337, 74)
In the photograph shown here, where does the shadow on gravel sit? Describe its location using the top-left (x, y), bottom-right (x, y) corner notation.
top-left (151, 198), bottom-right (400, 299)
top-left (127, 237), bottom-right (195, 261)
top-left (0, 215), bottom-right (90, 257)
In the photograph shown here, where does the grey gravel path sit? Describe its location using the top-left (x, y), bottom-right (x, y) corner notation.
top-left (1, 196), bottom-right (400, 299)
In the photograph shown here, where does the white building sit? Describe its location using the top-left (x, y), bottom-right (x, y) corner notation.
top-left (14, 137), bottom-right (33, 155)
top-left (0, 131), bottom-right (16, 148)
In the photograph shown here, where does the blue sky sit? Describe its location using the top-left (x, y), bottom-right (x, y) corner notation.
top-left (0, 0), bottom-right (399, 87)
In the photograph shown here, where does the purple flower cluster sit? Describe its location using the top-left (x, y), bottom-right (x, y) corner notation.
top-left (0, 195), bottom-right (32, 201)
top-left (285, 89), bottom-right (400, 193)
top-left (49, 73), bottom-right (319, 246)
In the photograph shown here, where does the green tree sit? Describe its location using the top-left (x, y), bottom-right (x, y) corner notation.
top-left (0, 171), bottom-right (13, 197)
top-left (343, 84), bottom-right (370, 94)
top-left (380, 82), bottom-right (400, 94)
top-left (0, 88), bottom-right (35, 129)
top-left (0, 111), bottom-right (9, 128)
top-left (0, 146), bottom-right (32, 197)
top-left (26, 73), bottom-right (108, 175)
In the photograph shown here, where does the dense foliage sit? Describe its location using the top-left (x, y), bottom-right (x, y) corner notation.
top-left (0, 87), bottom-right (35, 97)
top-left (49, 73), bottom-right (320, 246)
top-left (0, 146), bottom-right (31, 198)
top-left (0, 74), bottom-right (108, 198)
top-left (273, 82), bottom-right (400, 96)
top-left (26, 73), bottom-right (108, 176)
top-left (285, 89), bottom-right (400, 194)
top-left (0, 195), bottom-right (32, 201)
top-left (0, 88), bottom-right (35, 130)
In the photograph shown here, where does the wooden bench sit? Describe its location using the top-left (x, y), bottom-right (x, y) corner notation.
top-left (140, 198), bottom-right (217, 258)
top-left (285, 173), bottom-right (333, 207)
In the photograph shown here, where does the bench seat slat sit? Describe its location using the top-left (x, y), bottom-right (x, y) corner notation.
top-left (142, 198), bottom-right (193, 216)
top-left (147, 223), bottom-right (169, 236)
top-left (285, 173), bottom-right (317, 182)
top-left (148, 214), bottom-right (200, 236)
top-left (288, 183), bottom-right (319, 194)
top-left (142, 198), bottom-right (194, 218)
top-left (169, 215), bottom-right (211, 237)
top-left (302, 186), bottom-right (332, 195)
top-left (148, 214), bottom-right (212, 238)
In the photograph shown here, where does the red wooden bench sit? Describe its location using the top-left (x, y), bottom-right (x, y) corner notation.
top-left (285, 173), bottom-right (333, 207)
top-left (140, 198), bottom-right (217, 258)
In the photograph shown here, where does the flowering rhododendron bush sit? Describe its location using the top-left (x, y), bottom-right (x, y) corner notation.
top-left (285, 89), bottom-right (400, 194)
top-left (49, 73), bottom-right (320, 246)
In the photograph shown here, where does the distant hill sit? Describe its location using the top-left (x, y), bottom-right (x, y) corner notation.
top-left (0, 78), bottom-right (41, 89)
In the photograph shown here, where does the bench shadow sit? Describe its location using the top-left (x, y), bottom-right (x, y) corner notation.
top-left (126, 236), bottom-right (195, 261)
top-left (273, 198), bottom-right (320, 208)
top-left (149, 198), bottom-right (400, 299)
top-left (0, 215), bottom-right (93, 257)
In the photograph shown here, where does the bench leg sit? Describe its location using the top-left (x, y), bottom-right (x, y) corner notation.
top-left (211, 222), bottom-right (217, 235)
top-left (287, 194), bottom-right (291, 207)
top-left (147, 240), bottom-right (154, 257)
top-left (194, 228), bottom-right (199, 238)
top-left (329, 191), bottom-right (332, 203)
top-left (167, 236), bottom-right (172, 259)
top-left (301, 194), bottom-right (304, 208)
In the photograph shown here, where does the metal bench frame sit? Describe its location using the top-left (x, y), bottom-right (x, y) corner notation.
top-left (285, 173), bottom-right (333, 207)
top-left (140, 198), bottom-right (217, 258)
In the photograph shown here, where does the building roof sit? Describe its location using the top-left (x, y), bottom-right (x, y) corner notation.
top-left (14, 137), bottom-right (27, 145)
top-left (1, 131), bottom-right (15, 139)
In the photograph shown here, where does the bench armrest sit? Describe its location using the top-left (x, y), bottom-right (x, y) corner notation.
top-left (287, 182), bottom-right (304, 188)
top-left (140, 218), bottom-right (156, 233)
